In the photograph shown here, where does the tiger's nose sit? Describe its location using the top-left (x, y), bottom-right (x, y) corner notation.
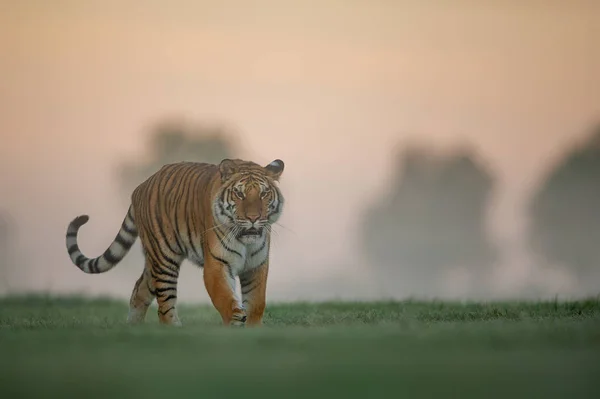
top-left (246, 214), bottom-right (260, 223)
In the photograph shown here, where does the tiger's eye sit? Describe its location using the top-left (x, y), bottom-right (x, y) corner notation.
top-left (233, 187), bottom-right (244, 199)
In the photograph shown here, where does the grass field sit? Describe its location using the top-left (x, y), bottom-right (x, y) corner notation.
top-left (1, 296), bottom-right (599, 398)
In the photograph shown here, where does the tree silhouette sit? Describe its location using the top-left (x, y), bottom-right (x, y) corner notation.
top-left (529, 124), bottom-right (600, 289)
top-left (118, 119), bottom-right (238, 198)
top-left (0, 211), bottom-right (16, 292)
top-left (361, 144), bottom-right (497, 296)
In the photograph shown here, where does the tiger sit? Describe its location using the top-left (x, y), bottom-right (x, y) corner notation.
top-left (65, 158), bottom-right (285, 327)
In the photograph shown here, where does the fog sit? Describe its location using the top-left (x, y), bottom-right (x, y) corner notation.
top-left (1, 1), bottom-right (599, 302)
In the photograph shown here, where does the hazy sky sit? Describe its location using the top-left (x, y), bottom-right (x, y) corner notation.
top-left (1, 1), bottom-right (598, 301)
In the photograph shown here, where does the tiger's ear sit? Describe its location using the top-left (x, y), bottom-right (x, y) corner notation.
top-left (265, 159), bottom-right (284, 181)
top-left (219, 159), bottom-right (237, 182)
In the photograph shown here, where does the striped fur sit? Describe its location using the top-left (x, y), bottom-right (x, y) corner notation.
top-left (65, 158), bottom-right (285, 326)
top-left (66, 206), bottom-right (138, 274)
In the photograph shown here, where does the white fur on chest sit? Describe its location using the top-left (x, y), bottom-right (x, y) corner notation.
top-left (225, 237), bottom-right (268, 276)
top-left (191, 235), bottom-right (269, 277)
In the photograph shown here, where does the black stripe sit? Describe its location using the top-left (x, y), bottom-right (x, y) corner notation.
top-left (159, 306), bottom-right (175, 315)
top-left (153, 208), bottom-right (178, 256)
top-left (208, 247), bottom-right (230, 266)
top-left (171, 192), bottom-right (187, 252)
top-left (250, 239), bottom-right (267, 257)
top-left (162, 294), bottom-right (177, 302)
top-left (219, 183), bottom-right (235, 219)
top-left (132, 275), bottom-right (143, 295)
top-left (240, 274), bottom-right (258, 295)
top-left (75, 254), bottom-right (85, 266)
top-left (121, 219), bottom-right (136, 235)
top-left (154, 166), bottom-right (181, 254)
top-left (208, 247), bottom-right (234, 279)
top-left (176, 165), bottom-right (196, 249)
top-left (172, 224), bottom-right (185, 254)
top-left (88, 258), bottom-right (99, 273)
top-left (252, 256), bottom-right (268, 269)
top-left (158, 165), bottom-right (182, 209)
top-left (152, 264), bottom-right (179, 279)
top-left (214, 226), bottom-right (242, 257)
top-left (218, 202), bottom-right (234, 223)
top-left (164, 164), bottom-right (186, 204)
top-left (150, 259), bottom-right (179, 279)
top-left (93, 258), bottom-right (101, 273)
top-left (156, 253), bottom-right (176, 271)
top-left (141, 219), bottom-right (169, 264)
top-left (273, 192), bottom-right (282, 214)
top-left (161, 253), bottom-right (181, 270)
top-left (154, 276), bottom-right (178, 285)
top-left (242, 282), bottom-right (258, 296)
top-left (141, 229), bottom-right (164, 264)
top-left (185, 212), bottom-right (201, 259)
top-left (155, 286), bottom-right (176, 293)
top-left (147, 280), bottom-right (157, 296)
top-left (220, 185), bottom-right (229, 204)
top-left (66, 231), bottom-right (77, 238)
top-left (186, 178), bottom-right (203, 257)
top-left (239, 275), bottom-right (252, 285)
top-left (143, 225), bottom-right (180, 268)
top-left (102, 248), bottom-right (120, 264)
top-left (67, 244), bottom-right (78, 255)
top-left (115, 233), bottom-right (133, 248)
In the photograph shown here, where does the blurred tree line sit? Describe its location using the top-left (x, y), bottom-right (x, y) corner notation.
top-left (0, 211), bottom-right (16, 292)
top-left (361, 123), bottom-right (600, 296)
top-left (528, 125), bottom-right (600, 291)
top-left (361, 145), bottom-right (497, 296)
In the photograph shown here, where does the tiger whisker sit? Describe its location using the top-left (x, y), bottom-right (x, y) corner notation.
top-left (220, 224), bottom-right (241, 259)
top-left (274, 222), bottom-right (295, 235)
top-left (202, 222), bottom-right (230, 235)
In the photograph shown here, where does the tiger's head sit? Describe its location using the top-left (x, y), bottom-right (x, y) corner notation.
top-left (213, 158), bottom-right (285, 245)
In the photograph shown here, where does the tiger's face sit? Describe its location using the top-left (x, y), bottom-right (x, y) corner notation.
top-left (213, 159), bottom-right (285, 245)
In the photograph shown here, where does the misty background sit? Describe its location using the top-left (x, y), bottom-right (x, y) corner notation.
top-left (1, 1), bottom-right (599, 303)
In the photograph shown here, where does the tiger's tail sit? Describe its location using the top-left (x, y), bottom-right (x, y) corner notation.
top-left (66, 205), bottom-right (138, 274)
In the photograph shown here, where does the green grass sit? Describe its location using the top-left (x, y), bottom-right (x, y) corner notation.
top-left (1, 296), bottom-right (599, 398)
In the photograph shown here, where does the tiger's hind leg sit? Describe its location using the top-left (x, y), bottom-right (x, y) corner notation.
top-left (127, 265), bottom-right (155, 324)
top-left (148, 255), bottom-right (184, 326)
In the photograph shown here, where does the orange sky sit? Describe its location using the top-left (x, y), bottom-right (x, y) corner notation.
top-left (0, 1), bottom-right (598, 300)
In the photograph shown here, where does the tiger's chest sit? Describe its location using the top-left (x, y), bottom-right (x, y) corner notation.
top-left (188, 235), bottom-right (269, 277)
top-left (225, 237), bottom-right (269, 276)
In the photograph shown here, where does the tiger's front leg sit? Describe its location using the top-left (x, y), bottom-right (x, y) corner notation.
top-left (240, 263), bottom-right (268, 326)
top-left (203, 259), bottom-right (246, 326)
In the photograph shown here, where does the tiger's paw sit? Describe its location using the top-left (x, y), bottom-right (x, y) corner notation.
top-left (158, 310), bottom-right (183, 327)
top-left (230, 309), bottom-right (247, 327)
top-left (127, 310), bottom-right (146, 325)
